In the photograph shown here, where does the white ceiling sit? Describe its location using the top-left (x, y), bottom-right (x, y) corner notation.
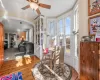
top-left (39, 0), bottom-right (77, 17)
top-left (0, 0), bottom-right (36, 21)
top-left (0, 0), bottom-right (77, 32)
top-left (2, 19), bottom-right (33, 32)
top-left (0, 0), bottom-right (77, 18)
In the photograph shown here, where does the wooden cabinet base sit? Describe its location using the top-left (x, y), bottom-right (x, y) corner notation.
top-left (80, 42), bottom-right (99, 80)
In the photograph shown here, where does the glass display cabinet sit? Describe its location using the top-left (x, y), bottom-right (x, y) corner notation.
top-left (34, 16), bottom-right (45, 59)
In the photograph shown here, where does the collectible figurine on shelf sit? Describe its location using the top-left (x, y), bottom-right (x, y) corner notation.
top-left (91, 0), bottom-right (100, 12)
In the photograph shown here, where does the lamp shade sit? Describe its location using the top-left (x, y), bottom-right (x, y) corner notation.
top-left (30, 2), bottom-right (38, 10)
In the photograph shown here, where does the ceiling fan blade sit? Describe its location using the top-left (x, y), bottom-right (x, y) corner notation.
top-left (39, 3), bottom-right (51, 9)
top-left (36, 8), bottom-right (41, 15)
top-left (22, 5), bottom-right (30, 10)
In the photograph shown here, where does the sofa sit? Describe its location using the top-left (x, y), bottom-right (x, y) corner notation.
top-left (25, 42), bottom-right (34, 54)
top-left (18, 41), bottom-right (34, 54)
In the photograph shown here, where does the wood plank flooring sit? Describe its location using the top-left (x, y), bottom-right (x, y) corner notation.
top-left (0, 56), bottom-right (78, 80)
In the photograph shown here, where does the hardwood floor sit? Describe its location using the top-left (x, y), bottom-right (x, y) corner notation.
top-left (0, 56), bottom-right (39, 80)
top-left (0, 56), bottom-right (78, 80)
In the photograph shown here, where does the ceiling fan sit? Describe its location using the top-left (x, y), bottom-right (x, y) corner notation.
top-left (21, 0), bottom-right (51, 15)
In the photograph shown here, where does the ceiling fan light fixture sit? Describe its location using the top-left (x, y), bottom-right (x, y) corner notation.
top-left (30, 2), bottom-right (38, 10)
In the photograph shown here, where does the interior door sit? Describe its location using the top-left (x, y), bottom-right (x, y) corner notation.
top-left (0, 22), bottom-right (4, 68)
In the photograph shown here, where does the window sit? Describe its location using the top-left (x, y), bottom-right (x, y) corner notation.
top-left (65, 17), bottom-right (71, 54)
top-left (50, 22), bottom-right (55, 36)
top-left (58, 19), bottom-right (64, 46)
top-left (65, 17), bottom-right (71, 35)
top-left (48, 21), bottom-right (55, 47)
top-left (59, 19), bottom-right (63, 34)
top-left (74, 5), bottom-right (79, 57)
top-left (49, 21), bottom-right (55, 37)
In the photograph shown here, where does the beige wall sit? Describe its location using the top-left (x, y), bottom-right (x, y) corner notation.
top-left (79, 0), bottom-right (88, 41)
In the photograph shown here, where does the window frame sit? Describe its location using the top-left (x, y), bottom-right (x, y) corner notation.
top-left (74, 5), bottom-right (79, 57)
top-left (64, 16), bottom-right (71, 55)
top-left (49, 21), bottom-right (55, 37)
top-left (47, 20), bottom-right (56, 47)
top-left (57, 18), bottom-right (64, 46)
top-left (58, 19), bottom-right (63, 35)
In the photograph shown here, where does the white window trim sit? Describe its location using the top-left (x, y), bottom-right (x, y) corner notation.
top-left (74, 4), bottom-right (79, 57)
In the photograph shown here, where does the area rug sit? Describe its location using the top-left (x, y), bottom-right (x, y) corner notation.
top-left (0, 72), bottom-right (23, 80)
top-left (32, 62), bottom-right (72, 80)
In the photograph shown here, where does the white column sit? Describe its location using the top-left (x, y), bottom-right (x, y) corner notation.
top-left (29, 28), bottom-right (33, 42)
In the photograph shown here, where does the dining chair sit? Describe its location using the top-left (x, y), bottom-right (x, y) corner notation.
top-left (53, 46), bottom-right (65, 75)
top-left (41, 48), bottom-right (53, 69)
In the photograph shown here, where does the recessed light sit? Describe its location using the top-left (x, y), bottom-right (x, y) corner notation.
top-left (17, 29), bottom-right (20, 32)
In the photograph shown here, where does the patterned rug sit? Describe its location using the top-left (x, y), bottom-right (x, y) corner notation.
top-left (0, 72), bottom-right (23, 80)
top-left (32, 62), bottom-right (72, 80)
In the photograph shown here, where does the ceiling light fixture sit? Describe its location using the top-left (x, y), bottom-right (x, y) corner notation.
top-left (30, 2), bottom-right (38, 10)
top-left (17, 29), bottom-right (20, 32)
top-left (3, 15), bottom-right (7, 19)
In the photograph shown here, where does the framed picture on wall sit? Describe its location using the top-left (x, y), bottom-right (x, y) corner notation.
top-left (88, 0), bottom-right (100, 16)
top-left (88, 15), bottom-right (100, 35)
